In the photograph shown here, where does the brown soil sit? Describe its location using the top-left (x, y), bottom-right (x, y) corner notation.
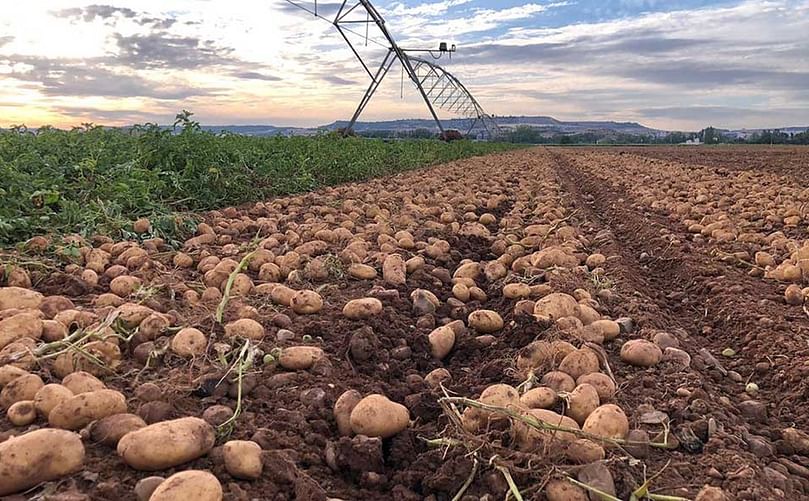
top-left (2, 147), bottom-right (808, 501)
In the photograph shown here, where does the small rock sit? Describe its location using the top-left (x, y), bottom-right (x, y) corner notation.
top-left (134, 383), bottom-right (162, 402)
top-left (738, 400), bottom-right (767, 422)
top-left (202, 405), bottom-right (234, 426)
top-left (577, 462), bottom-right (615, 500)
top-left (639, 410), bottom-right (669, 425)
top-left (653, 331), bottom-right (679, 350)
top-left (134, 476), bottom-right (164, 501)
top-left (277, 329), bottom-right (296, 342)
top-left (663, 347), bottom-right (691, 368)
top-left (707, 468), bottom-right (723, 479)
top-left (624, 429), bottom-right (650, 459)
top-left (390, 346), bottom-right (412, 360)
top-left (727, 371), bottom-right (743, 382)
top-left (137, 401), bottom-right (173, 424)
top-left (615, 317), bottom-right (634, 334)
top-left (695, 485), bottom-right (729, 501)
top-left (300, 388), bottom-right (327, 408)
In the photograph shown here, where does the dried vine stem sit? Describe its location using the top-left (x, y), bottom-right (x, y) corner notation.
top-left (215, 250), bottom-right (257, 323)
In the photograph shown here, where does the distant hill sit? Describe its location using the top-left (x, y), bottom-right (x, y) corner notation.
top-left (199, 116), bottom-right (668, 137)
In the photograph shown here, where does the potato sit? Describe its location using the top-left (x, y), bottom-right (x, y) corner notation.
top-left (452, 283), bottom-right (470, 302)
top-left (582, 404), bottom-right (629, 440)
top-left (585, 253), bottom-right (606, 269)
top-left (786, 284), bottom-right (804, 305)
top-left (223, 440), bottom-right (263, 480)
top-left (118, 417), bottom-right (216, 470)
top-left (468, 310), bottom-right (504, 333)
top-left (0, 374), bottom-right (43, 409)
top-left (349, 394), bottom-right (410, 438)
top-left (382, 254), bottom-right (406, 286)
top-left (110, 275), bottom-right (143, 297)
top-left (90, 413), bottom-right (147, 446)
top-left (428, 325), bottom-right (455, 360)
top-left (334, 389), bottom-right (362, 436)
top-left (576, 304), bottom-right (601, 325)
top-left (52, 340), bottom-right (121, 377)
top-left (170, 327), bottom-right (208, 357)
top-left (577, 373), bottom-right (616, 402)
top-left (583, 320), bottom-right (621, 343)
top-left (348, 263), bottom-right (377, 280)
top-left (224, 318), bottom-right (265, 340)
top-left (520, 387), bottom-right (557, 409)
top-left (42, 319), bottom-right (69, 342)
top-left (149, 470), bottom-right (222, 501)
top-left (0, 338), bottom-right (37, 370)
top-left (516, 340), bottom-right (576, 373)
top-left (228, 273), bottom-right (254, 296)
top-left (343, 298), bottom-right (383, 319)
top-left (425, 368), bottom-right (452, 388)
top-left (0, 287), bottom-right (43, 312)
top-left (0, 366), bottom-right (28, 387)
top-left (279, 346), bottom-right (325, 370)
top-left (0, 311), bottom-right (44, 350)
top-left (559, 349), bottom-right (600, 380)
top-left (565, 383), bottom-right (600, 425)
top-left (453, 262), bottom-right (482, 280)
top-left (49, 389), bottom-right (127, 430)
top-left (534, 293), bottom-right (580, 324)
top-left (116, 303), bottom-right (154, 328)
top-left (7, 400), bottom-right (36, 426)
top-left (620, 339), bottom-right (663, 367)
top-left (290, 290), bottom-right (324, 314)
top-left (269, 284), bottom-right (295, 306)
top-left (541, 371), bottom-right (576, 393)
top-left (566, 439), bottom-right (605, 464)
top-left (513, 409), bottom-right (580, 450)
top-left (503, 283), bottom-right (531, 299)
top-left (405, 256), bottom-right (425, 273)
top-left (34, 383), bottom-right (74, 416)
top-left (463, 384), bottom-right (521, 432)
top-left (545, 479), bottom-right (588, 501)
top-left (0, 428), bottom-right (85, 496)
top-left (62, 371), bottom-right (106, 394)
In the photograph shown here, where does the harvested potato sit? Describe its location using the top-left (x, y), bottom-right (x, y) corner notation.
top-left (49, 389), bottom-right (127, 430)
top-left (785, 284), bottom-right (804, 305)
top-left (223, 440), bottom-right (263, 480)
top-left (269, 284), bottom-right (295, 306)
top-left (382, 254), bottom-right (406, 286)
top-left (566, 439), bottom-right (605, 464)
top-left (42, 319), bottom-right (68, 342)
top-left (468, 310), bottom-right (504, 333)
top-left (425, 368), bottom-right (452, 389)
top-left (546, 479), bottom-right (588, 501)
top-left (0, 428), bottom-right (85, 496)
top-left (585, 253), bottom-right (606, 269)
top-left (291, 290), bottom-right (324, 314)
top-left (279, 346), bottom-right (325, 370)
top-left (452, 283), bottom-right (471, 302)
top-left (334, 389), bottom-right (363, 436)
top-left (428, 325), bottom-right (455, 360)
top-left (118, 417), bottom-right (216, 470)
top-left (349, 394), bottom-right (410, 438)
top-left (34, 383), bottom-right (74, 416)
top-left (516, 340), bottom-right (576, 373)
top-left (620, 339), bottom-right (663, 367)
top-left (582, 404), bottom-right (629, 440)
top-left (503, 283), bottom-right (531, 299)
top-left (224, 318), bottom-right (265, 340)
top-left (0, 311), bottom-right (43, 350)
top-left (513, 409), bottom-right (580, 450)
top-left (541, 371), bottom-right (576, 393)
top-left (565, 383), bottom-right (600, 425)
top-left (520, 387), bottom-right (557, 409)
top-left (0, 374), bottom-right (44, 409)
top-left (0, 366), bottom-right (28, 387)
top-left (7, 400), bottom-right (36, 426)
top-left (534, 293), bottom-right (580, 324)
top-left (90, 413), bottom-right (147, 446)
top-left (110, 275), bottom-right (142, 297)
top-left (62, 371), bottom-right (106, 394)
top-left (343, 298), bottom-right (383, 319)
top-left (171, 328), bottom-right (208, 357)
top-left (405, 256), bottom-right (425, 273)
top-left (559, 349), bottom-right (600, 380)
top-left (583, 319), bottom-right (621, 343)
top-left (453, 262), bottom-right (482, 280)
top-left (348, 263), bottom-right (377, 280)
top-left (148, 470), bottom-right (222, 501)
top-left (0, 338), bottom-right (37, 370)
top-left (576, 304), bottom-right (601, 325)
top-left (576, 373), bottom-right (616, 402)
top-left (0, 287), bottom-right (43, 312)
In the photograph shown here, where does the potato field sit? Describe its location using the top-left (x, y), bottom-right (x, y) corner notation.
top-left (1, 145), bottom-right (808, 501)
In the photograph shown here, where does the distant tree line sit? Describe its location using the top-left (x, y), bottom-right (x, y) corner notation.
top-left (699, 126), bottom-right (809, 145)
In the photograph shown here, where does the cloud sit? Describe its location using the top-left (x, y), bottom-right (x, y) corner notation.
top-left (0, 36), bottom-right (13, 48)
top-left (232, 71), bottom-right (282, 81)
top-left (3, 56), bottom-right (218, 99)
top-left (53, 4), bottom-right (137, 22)
top-left (322, 75), bottom-right (358, 85)
top-left (112, 32), bottom-right (236, 70)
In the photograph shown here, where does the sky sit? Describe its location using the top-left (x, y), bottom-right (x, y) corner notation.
top-left (0, 0), bottom-right (807, 131)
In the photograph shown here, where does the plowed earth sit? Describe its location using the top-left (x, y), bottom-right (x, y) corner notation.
top-left (1, 146), bottom-right (808, 501)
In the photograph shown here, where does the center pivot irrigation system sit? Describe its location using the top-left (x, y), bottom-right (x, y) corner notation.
top-left (282, 0), bottom-right (501, 139)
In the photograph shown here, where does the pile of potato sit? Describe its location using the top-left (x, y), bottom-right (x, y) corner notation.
top-left (566, 152), bottom-right (809, 306)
